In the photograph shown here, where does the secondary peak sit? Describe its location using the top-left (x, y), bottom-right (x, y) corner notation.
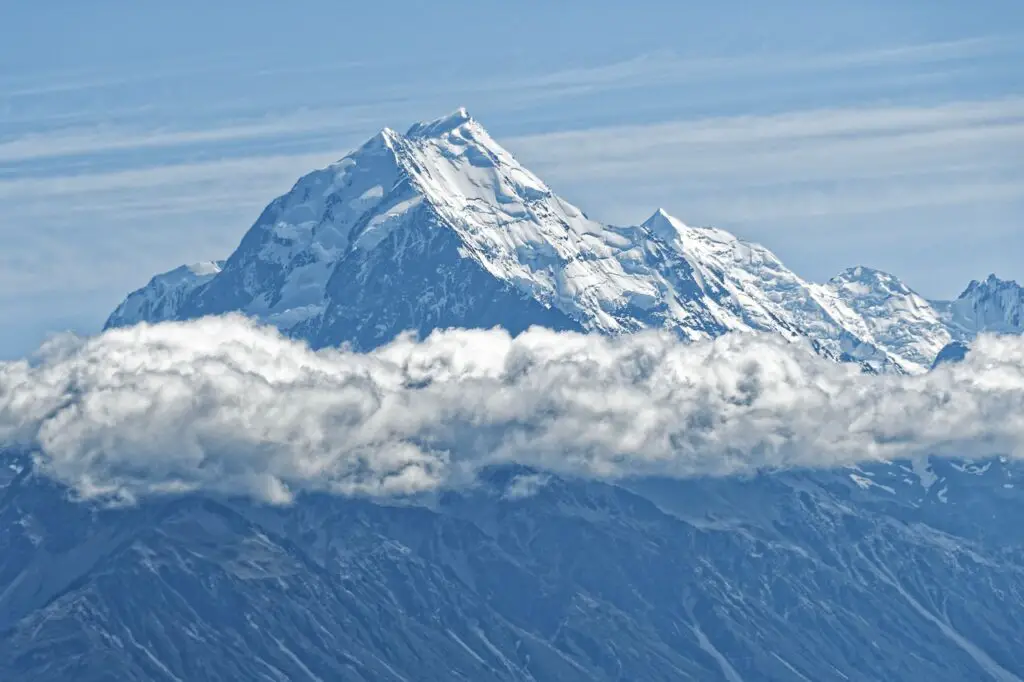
top-left (642, 207), bottom-right (686, 241)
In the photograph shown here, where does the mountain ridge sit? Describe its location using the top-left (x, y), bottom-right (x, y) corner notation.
top-left (105, 108), bottom-right (1021, 373)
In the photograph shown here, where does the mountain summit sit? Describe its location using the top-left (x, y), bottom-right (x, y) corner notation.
top-left (933, 274), bottom-right (1024, 339)
top-left (107, 110), bottom-right (1015, 373)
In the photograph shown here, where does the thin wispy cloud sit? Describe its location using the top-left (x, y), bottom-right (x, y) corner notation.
top-left (0, 110), bottom-right (377, 164)
top-left (512, 97), bottom-right (1024, 148)
top-left (6, 98), bottom-right (1020, 215)
top-left (0, 53), bottom-right (362, 99)
top-left (2, 36), bottom-right (997, 103)
top-left (0, 152), bottom-right (342, 304)
top-left (1, 38), bottom-right (1011, 165)
top-left (497, 36), bottom-right (1012, 100)
top-left (506, 97), bottom-right (1024, 220)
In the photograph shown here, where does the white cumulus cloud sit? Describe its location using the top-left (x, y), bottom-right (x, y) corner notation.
top-left (1, 315), bottom-right (1023, 504)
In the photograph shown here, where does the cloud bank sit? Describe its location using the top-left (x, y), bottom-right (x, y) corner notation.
top-left (1, 315), bottom-right (1023, 504)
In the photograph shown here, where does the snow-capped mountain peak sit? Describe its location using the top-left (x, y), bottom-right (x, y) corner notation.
top-left (831, 266), bottom-right (911, 295)
top-left (105, 109), bottom-right (1019, 374)
top-left (641, 207), bottom-right (687, 242)
top-left (826, 266), bottom-right (951, 370)
top-left (932, 274), bottom-right (1024, 340)
top-left (100, 112), bottom-right (905, 368)
top-left (964, 273), bottom-right (1014, 294)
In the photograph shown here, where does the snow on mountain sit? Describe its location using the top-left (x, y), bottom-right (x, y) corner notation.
top-left (104, 109), bottom-right (909, 371)
top-left (932, 274), bottom-right (1024, 340)
top-left (106, 261), bottom-right (225, 329)
top-left (104, 109), bottom-right (1020, 373)
top-left (638, 210), bottom-right (916, 370)
top-left (105, 108), bottom-right (712, 342)
top-left (826, 266), bottom-right (952, 372)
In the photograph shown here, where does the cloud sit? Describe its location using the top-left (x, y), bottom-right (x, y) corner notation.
top-left (508, 98), bottom-right (1024, 182)
top-left (0, 151), bottom-right (341, 205)
top-left (0, 52), bottom-right (364, 99)
top-left (505, 97), bottom-right (1024, 223)
top-left (502, 473), bottom-right (552, 500)
top-left (0, 108), bottom-right (380, 164)
top-left (8, 97), bottom-right (1021, 228)
top-left (1, 316), bottom-right (1023, 505)
top-left (2, 38), bottom-right (1009, 166)
top-left (500, 37), bottom-right (1009, 100)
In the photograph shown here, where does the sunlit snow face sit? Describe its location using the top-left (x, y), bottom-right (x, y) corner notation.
top-left (1, 315), bottom-right (1023, 505)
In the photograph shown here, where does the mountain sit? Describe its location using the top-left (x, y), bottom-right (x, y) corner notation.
top-left (932, 275), bottom-right (1024, 341)
top-left (3, 450), bottom-right (1024, 682)
top-left (826, 266), bottom-right (952, 370)
top-left (107, 261), bottom-right (225, 329)
top-left (106, 108), bottom-right (925, 373)
top-left (924, 275), bottom-right (1024, 368)
top-left (105, 110), bottom-right (1023, 373)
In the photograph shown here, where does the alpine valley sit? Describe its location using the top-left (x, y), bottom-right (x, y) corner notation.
top-left (3, 110), bottom-right (1024, 681)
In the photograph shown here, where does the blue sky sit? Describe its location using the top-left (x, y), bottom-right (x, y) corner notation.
top-left (1, 0), bottom-right (1022, 358)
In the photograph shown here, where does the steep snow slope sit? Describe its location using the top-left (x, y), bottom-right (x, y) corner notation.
top-left (827, 266), bottom-right (952, 372)
top-left (106, 109), bottom-right (908, 371)
top-left (639, 210), bottom-right (906, 370)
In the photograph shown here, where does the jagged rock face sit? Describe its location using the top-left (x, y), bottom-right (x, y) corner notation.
top-left (310, 203), bottom-right (580, 349)
top-left (3, 451), bottom-right (1024, 682)
top-left (106, 261), bottom-right (224, 330)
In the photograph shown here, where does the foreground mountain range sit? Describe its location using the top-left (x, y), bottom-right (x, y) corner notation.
top-left (3, 110), bottom-right (1024, 681)
top-left (105, 108), bottom-right (1023, 373)
top-left (3, 450), bottom-right (1024, 682)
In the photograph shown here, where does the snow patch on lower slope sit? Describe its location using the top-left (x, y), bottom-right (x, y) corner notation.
top-left (858, 546), bottom-right (1024, 682)
top-left (691, 623), bottom-right (746, 682)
